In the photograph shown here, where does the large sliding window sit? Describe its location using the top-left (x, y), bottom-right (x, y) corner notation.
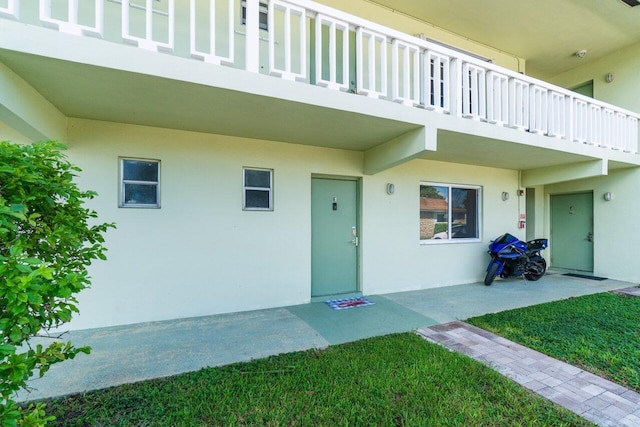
top-left (419, 183), bottom-right (480, 242)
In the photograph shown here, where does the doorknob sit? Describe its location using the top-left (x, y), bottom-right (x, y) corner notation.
top-left (586, 232), bottom-right (593, 242)
top-left (351, 237), bottom-right (359, 246)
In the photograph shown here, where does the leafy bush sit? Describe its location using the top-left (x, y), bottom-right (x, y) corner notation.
top-left (433, 222), bottom-right (448, 235)
top-left (0, 141), bottom-right (114, 426)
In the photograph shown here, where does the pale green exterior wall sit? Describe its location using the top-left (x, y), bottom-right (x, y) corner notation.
top-left (66, 119), bottom-right (359, 328)
top-left (54, 118), bottom-right (520, 330)
top-left (541, 42), bottom-right (640, 281)
top-left (548, 41), bottom-right (640, 114)
top-left (544, 168), bottom-right (640, 282)
top-left (362, 160), bottom-right (520, 293)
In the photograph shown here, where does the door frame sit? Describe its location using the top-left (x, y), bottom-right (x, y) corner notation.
top-left (310, 174), bottom-right (362, 297)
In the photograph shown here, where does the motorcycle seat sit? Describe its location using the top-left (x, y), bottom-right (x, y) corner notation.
top-left (526, 239), bottom-right (548, 251)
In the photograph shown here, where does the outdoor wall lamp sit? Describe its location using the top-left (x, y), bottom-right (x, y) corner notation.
top-left (575, 49), bottom-right (587, 59)
top-left (604, 192), bottom-right (614, 201)
top-left (386, 183), bottom-right (395, 195)
top-left (501, 191), bottom-right (509, 201)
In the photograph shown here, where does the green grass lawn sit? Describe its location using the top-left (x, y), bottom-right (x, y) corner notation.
top-left (468, 292), bottom-right (640, 392)
top-left (43, 333), bottom-right (589, 426)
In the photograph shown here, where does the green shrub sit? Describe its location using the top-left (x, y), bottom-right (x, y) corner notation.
top-left (0, 141), bottom-right (114, 426)
top-left (433, 222), bottom-right (448, 235)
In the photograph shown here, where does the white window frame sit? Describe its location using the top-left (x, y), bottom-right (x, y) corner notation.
top-left (419, 182), bottom-right (481, 244)
top-left (119, 158), bottom-right (161, 208)
top-left (243, 167), bottom-right (273, 211)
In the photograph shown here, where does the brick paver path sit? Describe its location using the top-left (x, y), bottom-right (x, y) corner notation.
top-left (418, 321), bottom-right (640, 427)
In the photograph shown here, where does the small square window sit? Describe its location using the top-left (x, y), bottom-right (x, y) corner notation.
top-left (120, 158), bottom-right (160, 208)
top-left (243, 168), bottom-right (273, 210)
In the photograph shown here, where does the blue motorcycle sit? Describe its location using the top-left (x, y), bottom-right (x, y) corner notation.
top-left (484, 233), bottom-right (548, 286)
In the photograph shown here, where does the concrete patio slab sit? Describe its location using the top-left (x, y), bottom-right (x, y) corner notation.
top-left (287, 295), bottom-right (438, 345)
top-left (17, 272), bottom-right (637, 412)
top-left (19, 308), bottom-right (329, 401)
top-left (383, 271), bottom-right (634, 323)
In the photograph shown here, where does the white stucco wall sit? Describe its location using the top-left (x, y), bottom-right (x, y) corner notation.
top-left (361, 160), bottom-right (521, 294)
top-left (43, 118), bottom-right (520, 330)
top-left (64, 119), bottom-right (360, 329)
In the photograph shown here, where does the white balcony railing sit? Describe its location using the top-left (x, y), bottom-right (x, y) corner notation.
top-left (6, 0), bottom-right (640, 154)
top-left (0, 0), bottom-right (19, 19)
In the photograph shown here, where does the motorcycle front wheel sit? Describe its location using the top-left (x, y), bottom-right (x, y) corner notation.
top-left (524, 257), bottom-right (547, 281)
top-left (484, 262), bottom-right (500, 286)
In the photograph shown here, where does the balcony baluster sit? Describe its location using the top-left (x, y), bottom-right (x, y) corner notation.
top-left (40, 0), bottom-right (103, 37)
top-left (391, 39), bottom-right (420, 106)
top-left (423, 51), bottom-right (451, 113)
top-left (314, 14), bottom-right (350, 91)
top-left (269, 0), bottom-right (306, 82)
top-left (356, 27), bottom-right (387, 99)
top-left (190, 0), bottom-right (235, 66)
top-left (122, 0), bottom-right (174, 52)
top-left (0, 0), bottom-right (18, 19)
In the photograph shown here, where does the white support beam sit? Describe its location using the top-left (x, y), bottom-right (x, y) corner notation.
top-left (521, 160), bottom-right (608, 187)
top-left (364, 127), bottom-right (435, 175)
top-left (0, 62), bottom-right (66, 142)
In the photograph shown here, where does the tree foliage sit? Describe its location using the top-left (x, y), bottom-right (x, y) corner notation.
top-left (419, 185), bottom-right (445, 199)
top-left (0, 141), bottom-right (114, 426)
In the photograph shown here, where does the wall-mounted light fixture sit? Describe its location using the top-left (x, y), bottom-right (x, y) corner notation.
top-left (501, 191), bottom-right (509, 201)
top-left (605, 72), bottom-right (615, 83)
top-left (386, 183), bottom-right (395, 195)
top-left (575, 49), bottom-right (587, 59)
top-left (604, 192), bottom-right (614, 201)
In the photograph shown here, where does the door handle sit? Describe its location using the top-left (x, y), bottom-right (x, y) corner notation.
top-left (351, 237), bottom-right (359, 246)
top-left (586, 232), bottom-right (593, 242)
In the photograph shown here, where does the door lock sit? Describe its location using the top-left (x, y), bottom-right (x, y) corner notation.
top-left (586, 232), bottom-right (593, 242)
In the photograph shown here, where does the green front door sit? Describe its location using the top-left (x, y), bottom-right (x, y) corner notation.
top-left (311, 178), bottom-right (358, 297)
top-left (551, 192), bottom-right (594, 272)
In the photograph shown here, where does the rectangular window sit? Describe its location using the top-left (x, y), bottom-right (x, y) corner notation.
top-left (120, 158), bottom-right (160, 208)
top-left (243, 168), bottom-right (273, 210)
top-left (419, 183), bottom-right (480, 242)
top-left (241, 1), bottom-right (268, 30)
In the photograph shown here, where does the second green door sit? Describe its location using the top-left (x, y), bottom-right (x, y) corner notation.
top-left (550, 192), bottom-right (594, 272)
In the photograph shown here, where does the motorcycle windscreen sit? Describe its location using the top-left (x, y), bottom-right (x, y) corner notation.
top-left (496, 233), bottom-right (519, 244)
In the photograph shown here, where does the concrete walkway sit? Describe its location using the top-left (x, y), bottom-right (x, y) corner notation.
top-left (18, 272), bottom-right (638, 425)
top-left (419, 321), bottom-right (640, 427)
